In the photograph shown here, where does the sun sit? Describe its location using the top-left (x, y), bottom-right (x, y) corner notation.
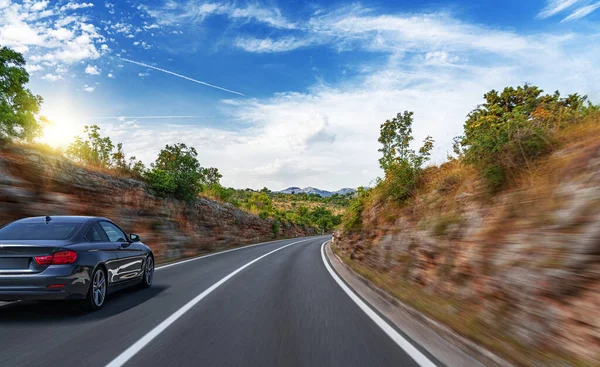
top-left (38, 109), bottom-right (84, 148)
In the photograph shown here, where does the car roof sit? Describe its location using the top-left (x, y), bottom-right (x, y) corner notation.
top-left (14, 216), bottom-right (110, 224)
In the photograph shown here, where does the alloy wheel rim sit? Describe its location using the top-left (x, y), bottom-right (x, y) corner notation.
top-left (145, 257), bottom-right (154, 285)
top-left (92, 270), bottom-right (106, 307)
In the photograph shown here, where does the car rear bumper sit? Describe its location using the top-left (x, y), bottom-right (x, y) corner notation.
top-left (0, 265), bottom-right (91, 301)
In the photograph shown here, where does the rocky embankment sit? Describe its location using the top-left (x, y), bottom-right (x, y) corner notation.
top-left (0, 146), bottom-right (316, 262)
top-left (334, 140), bottom-right (600, 365)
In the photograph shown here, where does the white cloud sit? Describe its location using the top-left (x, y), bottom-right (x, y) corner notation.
top-left (424, 51), bottom-right (460, 65)
top-left (138, 72), bottom-right (149, 77)
top-left (538, 0), bottom-right (581, 18)
top-left (30, 1), bottom-right (49, 12)
top-left (60, 2), bottom-right (94, 11)
top-left (48, 27), bottom-right (74, 41)
top-left (41, 73), bottom-right (62, 81)
top-left (85, 64), bottom-right (100, 75)
top-left (231, 6), bottom-right (532, 55)
top-left (25, 64), bottom-right (44, 73)
top-left (105, 2), bottom-right (115, 15)
top-left (561, 2), bottom-right (600, 21)
top-left (83, 84), bottom-right (95, 92)
top-left (146, 1), bottom-right (295, 29)
top-left (110, 22), bottom-right (134, 35)
top-left (107, 73), bottom-right (114, 78)
top-left (0, 0), bottom-right (103, 74)
top-left (234, 37), bottom-right (313, 53)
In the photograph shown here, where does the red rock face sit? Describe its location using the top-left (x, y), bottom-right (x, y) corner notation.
top-left (334, 143), bottom-right (600, 365)
top-left (0, 147), bottom-right (316, 262)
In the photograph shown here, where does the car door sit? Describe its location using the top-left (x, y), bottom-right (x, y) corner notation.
top-left (84, 222), bottom-right (122, 285)
top-left (98, 221), bottom-right (144, 282)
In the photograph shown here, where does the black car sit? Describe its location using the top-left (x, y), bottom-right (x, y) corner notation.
top-left (0, 216), bottom-right (154, 311)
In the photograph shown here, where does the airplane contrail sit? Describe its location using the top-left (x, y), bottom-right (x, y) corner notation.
top-left (89, 116), bottom-right (211, 120)
top-left (119, 57), bottom-right (245, 96)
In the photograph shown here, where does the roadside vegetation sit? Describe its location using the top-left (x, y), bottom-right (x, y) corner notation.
top-left (343, 84), bottom-right (599, 231)
top-left (336, 84), bottom-right (600, 366)
top-left (0, 46), bottom-right (343, 233)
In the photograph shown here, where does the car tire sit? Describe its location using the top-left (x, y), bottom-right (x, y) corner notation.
top-left (81, 266), bottom-right (107, 312)
top-left (140, 255), bottom-right (154, 289)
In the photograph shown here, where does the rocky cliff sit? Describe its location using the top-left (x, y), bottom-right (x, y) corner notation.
top-left (0, 146), bottom-right (316, 262)
top-left (334, 131), bottom-right (600, 365)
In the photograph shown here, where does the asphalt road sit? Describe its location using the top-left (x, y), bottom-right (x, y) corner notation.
top-left (0, 236), bottom-right (432, 367)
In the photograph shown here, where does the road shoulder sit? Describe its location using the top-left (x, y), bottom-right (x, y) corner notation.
top-left (324, 240), bottom-right (512, 367)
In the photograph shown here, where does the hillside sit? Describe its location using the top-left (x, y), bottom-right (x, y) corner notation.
top-left (278, 186), bottom-right (356, 197)
top-left (0, 145), bottom-right (316, 262)
top-left (333, 86), bottom-right (600, 366)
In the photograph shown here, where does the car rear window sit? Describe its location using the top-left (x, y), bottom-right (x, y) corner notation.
top-left (0, 222), bottom-right (81, 240)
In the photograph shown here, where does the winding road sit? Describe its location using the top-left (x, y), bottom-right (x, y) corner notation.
top-left (0, 236), bottom-right (437, 367)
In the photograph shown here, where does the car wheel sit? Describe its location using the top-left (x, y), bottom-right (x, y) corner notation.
top-left (140, 256), bottom-right (154, 289)
top-left (81, 266), bottom-right (107, 311)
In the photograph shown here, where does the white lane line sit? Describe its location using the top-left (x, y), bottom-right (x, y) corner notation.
top-left (106, 238), bottom-right (314, 367)
top-left (320, 241), bottom-right (437, 367)
top-left (156, 237), bottom-right (318, 271)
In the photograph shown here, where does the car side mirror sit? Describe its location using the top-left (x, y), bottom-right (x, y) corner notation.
top-left (130, 233), bottom-right (141, 242)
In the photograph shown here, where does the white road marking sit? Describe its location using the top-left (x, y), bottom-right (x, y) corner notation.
top-left (155, 237), bottom-right (317, 271)
top-left (105, 238), bottom-right (314, 367)
top-left (321, 241), bottom-right (437, 367)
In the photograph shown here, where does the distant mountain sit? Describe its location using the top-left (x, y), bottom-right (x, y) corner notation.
top-left (278, 187), bottom-right (356, 197)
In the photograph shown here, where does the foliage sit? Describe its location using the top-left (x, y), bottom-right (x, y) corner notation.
top-left (459, 84), bottom-right (595, 190)
top-left (66, 124), bottom-right (145, 174)
top-left (67, 125), bottom-right (114, 166)
top-left (342, 186), bottom-right (371, 230)
top-left (0, 46), bottom-right (46, 142)
top-left (377, 111), bottom-right (434, 202)
top-left (146, 143), bottom-right (203, 201)
top-left (201, 167), bottom-right (222, 187)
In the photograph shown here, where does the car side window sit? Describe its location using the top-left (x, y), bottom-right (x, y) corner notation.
top-left (99, 222), bottom-right (127, 243)
top-left (85, 223), bottom-right (109, 242)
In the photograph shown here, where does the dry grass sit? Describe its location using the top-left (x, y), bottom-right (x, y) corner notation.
top-left (6, 142), bottom-right (144, 181)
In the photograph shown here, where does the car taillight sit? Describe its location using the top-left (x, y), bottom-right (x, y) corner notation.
top-left (34, 250), bottom-right (77, 265)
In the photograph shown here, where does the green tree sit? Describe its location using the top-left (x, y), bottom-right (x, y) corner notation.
top-left (146, 143), bottom-right (203, 201)
top-left (66, 125), bottom-right (115, 167)
top-left (112, 142), bottom-right (127, 170)
top-left (128, 156), bottom-right (146, 176)
top-left (377, 111), bottom-right (434, 201)
top-left (200, 167), bottom-right (222, 187)
top-left (0, 46), bottom-right (46, 142)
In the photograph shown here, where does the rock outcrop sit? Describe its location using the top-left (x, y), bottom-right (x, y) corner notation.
top-left (0, 146), bottom-right (316, 262)
top-left (334, 140), bottom-right (600, 365)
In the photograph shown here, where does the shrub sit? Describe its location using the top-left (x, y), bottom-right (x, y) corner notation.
top-left (377, 111), bottom-right (434, 202)
top-left (460, 84), bottom-right (595, 190)
top-left (67, 125), bottom-right (115, 167)
top-left (145, 143), bottom-right (203, 201)
top-left (342, 186), bottom-right (371, 230)
top-left (66, 125), bottom-right (146, 174)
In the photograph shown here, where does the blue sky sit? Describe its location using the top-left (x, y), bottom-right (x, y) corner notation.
top-left (1, 0), bottom-right (600, 190)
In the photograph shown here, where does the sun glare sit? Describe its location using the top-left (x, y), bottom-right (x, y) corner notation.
top-left (39, 110), bottom-right (84, 148)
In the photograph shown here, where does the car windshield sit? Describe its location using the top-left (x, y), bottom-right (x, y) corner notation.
top-left (0, 222), bottom-right (81, 240)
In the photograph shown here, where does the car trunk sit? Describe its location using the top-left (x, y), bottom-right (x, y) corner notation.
top-left (0, 241), bottom-right (64, 275)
